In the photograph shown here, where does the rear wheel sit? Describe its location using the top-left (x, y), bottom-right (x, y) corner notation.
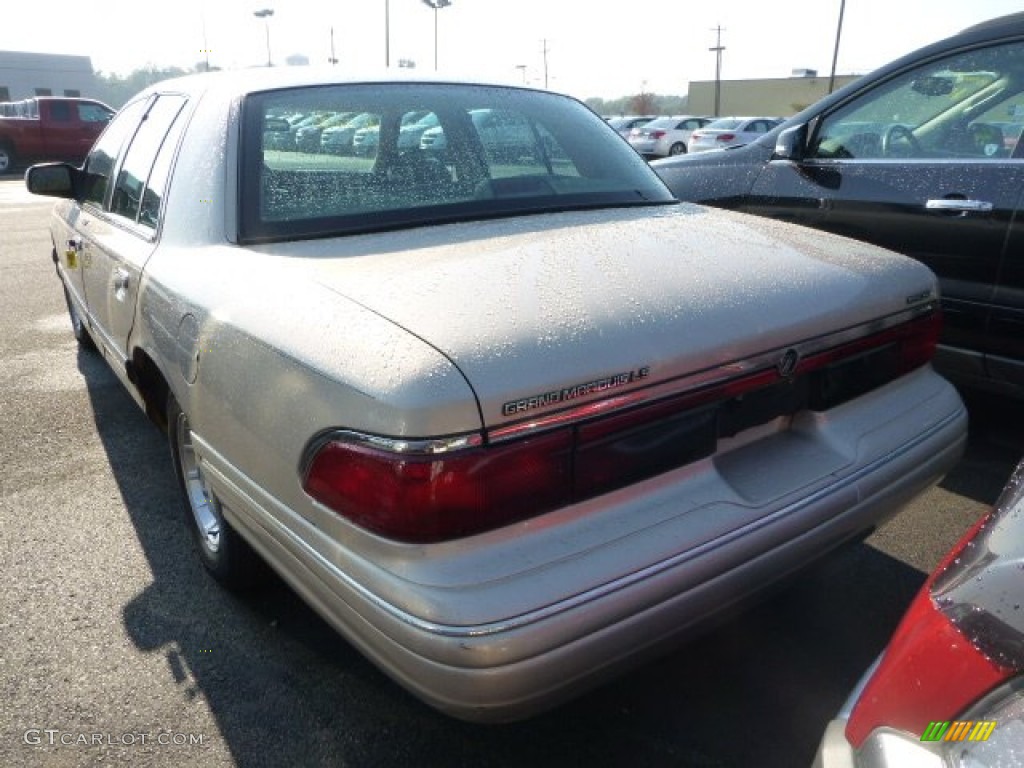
top-left (63, 285), bottom-right (96, 350)
top-left (167, 395), bottom-right (265, 589)
top-left (0, 144), bottom-right (14, 174)
top-left (668, 142), bottom-right (687, 156)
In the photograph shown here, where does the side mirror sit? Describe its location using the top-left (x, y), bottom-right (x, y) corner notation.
top-left (25, 162), bottom-right (76, 198)
top-left (773, 124), bottom-right (808, 162)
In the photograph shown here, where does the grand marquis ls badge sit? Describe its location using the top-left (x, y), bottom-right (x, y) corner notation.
top-left (502, 366), bottom-right (651, 417)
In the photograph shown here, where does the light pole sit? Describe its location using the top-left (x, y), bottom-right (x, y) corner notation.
top-left (828, 0), bottom-right (846, 94)
top-left (421, 0), bottom-right (452, 71)
top-left (515, 64), bottom-right (527, 84)
top-left (254, 8), bottom-right (274, 67)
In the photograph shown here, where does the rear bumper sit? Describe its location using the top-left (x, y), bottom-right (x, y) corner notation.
top-left (211, 368), bottom-right (967, 721)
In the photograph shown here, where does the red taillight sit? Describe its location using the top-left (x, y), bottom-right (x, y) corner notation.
top-left (798, 309), bottom-right (941, 377)
top-left (715, 133), bottom-right (737, 142)
top-left (303, 430), bottom-right (573, 542)
top-left (845, 513), bottom-right (1010, 747)
top-left (896, 309), bottom-right (942, 373)
top-left (650, 130), bottom-right (667, 139)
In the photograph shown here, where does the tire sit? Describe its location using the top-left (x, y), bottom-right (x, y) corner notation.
top-left (668, 142), bottom-right (687, 156)
top-left (0, 144), bottom-right (14, 175)
top-left (63, 285), bottom-right (96, 351)
top-left (167, 394), bottom-right (265, 589)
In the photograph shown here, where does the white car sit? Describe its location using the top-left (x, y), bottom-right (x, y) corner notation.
top-left (26, 69), bottom-right (965, 722)
top-left (628, 115), bottom-right (712, 157)
top-left (687, 116), bottom-right (783, 153)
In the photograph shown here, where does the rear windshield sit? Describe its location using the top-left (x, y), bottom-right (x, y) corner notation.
top-left (239, 83), bottom-right (672, 243)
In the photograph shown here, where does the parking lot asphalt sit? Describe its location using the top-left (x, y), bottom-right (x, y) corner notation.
top-left (2, 177), bottom-right (1021, 768)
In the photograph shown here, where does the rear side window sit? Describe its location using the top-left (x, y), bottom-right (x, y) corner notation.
top-left (81, 99), bottom-right (149, 208)
top-left (110, 94), bottom-right (187, 228)
top-left (240, 83), bottom-right (670, 243)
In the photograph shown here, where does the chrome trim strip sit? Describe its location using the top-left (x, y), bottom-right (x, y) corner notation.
top-left (279, 404), bottom-right (962, 640)
top-left (490, 303), bottom-right (936, 442)
top-left (320, 430), bottom-right (484, 455)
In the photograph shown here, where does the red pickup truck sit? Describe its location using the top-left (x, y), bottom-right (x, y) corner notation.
top-left (0, 97), bottom-right (114, 174)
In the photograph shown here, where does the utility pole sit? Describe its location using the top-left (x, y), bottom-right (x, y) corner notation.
top-left (709, 25), bottom-right (725, 116)
top-left (828, 0), bottom-right (846, 94)
top-left (385, 0), bottom-right (391, 68)
top-left (328, 27), bottom-right (338, 66)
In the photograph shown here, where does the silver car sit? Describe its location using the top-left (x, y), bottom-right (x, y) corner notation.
top-left (606, 115), bottom-right (658, 138)
top-left (25, 69), bottom-right (966, 722)
top-left (687, 116), bottom-right (782, 153)
top-left (628, 115), bottom-right (712, 158)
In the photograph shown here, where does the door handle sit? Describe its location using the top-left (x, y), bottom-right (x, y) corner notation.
top-left (925, 199), bottom-right (994, 214)
top-left (113, 269), bottom-right (131, 299)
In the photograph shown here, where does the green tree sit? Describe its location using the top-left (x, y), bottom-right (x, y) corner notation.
top-left (93, 65), bottom-right (193, 108)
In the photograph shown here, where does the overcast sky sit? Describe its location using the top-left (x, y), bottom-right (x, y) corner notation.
top-left (5, 1), bottom-right (1022, 99)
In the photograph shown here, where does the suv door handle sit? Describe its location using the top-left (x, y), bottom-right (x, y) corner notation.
top-left (925, 199), bottom-right (994, 214)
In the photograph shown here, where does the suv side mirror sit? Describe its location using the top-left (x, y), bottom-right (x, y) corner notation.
top-left (773, 124), bottom-right (808, 162)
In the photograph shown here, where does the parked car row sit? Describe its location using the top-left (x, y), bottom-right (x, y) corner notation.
top-left (616, 114), bottom-right (784, 159)
top-left (263, 108), bottom-right (385, 155)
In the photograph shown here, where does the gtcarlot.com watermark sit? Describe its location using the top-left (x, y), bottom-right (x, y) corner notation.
top-left (23, 729), bottom-right (205, 747)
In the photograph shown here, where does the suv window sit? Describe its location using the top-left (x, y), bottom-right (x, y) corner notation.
top-left (111, 95), bottom-right (187, 226)
top-left (811, 40), bottom-right (1024, 160)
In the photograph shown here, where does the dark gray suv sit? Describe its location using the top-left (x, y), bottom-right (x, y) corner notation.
top-left (654, 12), bottom-right (1024, 399)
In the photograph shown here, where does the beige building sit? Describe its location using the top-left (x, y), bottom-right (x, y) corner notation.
top-left (0, 51), bottom-right (98, 102)
top-left (688, 73), bottom-right (862, 118)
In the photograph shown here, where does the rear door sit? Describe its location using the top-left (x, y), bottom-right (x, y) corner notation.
top-left (39, 100), bottom-right (81, 160)
top-left (744, 38), bottom-right (1024, 377)
top-left (989, 187), bottom-right (1024, 390)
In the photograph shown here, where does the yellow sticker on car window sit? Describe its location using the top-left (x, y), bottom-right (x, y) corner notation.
top-left (66, 250), bottom-right (78, 269)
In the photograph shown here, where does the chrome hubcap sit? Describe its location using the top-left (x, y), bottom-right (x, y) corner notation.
top-left (176, 412), bottom-right (221, 554)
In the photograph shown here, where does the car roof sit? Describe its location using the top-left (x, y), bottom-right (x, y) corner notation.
top-left (133, 67), bottom-right (543, 104)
